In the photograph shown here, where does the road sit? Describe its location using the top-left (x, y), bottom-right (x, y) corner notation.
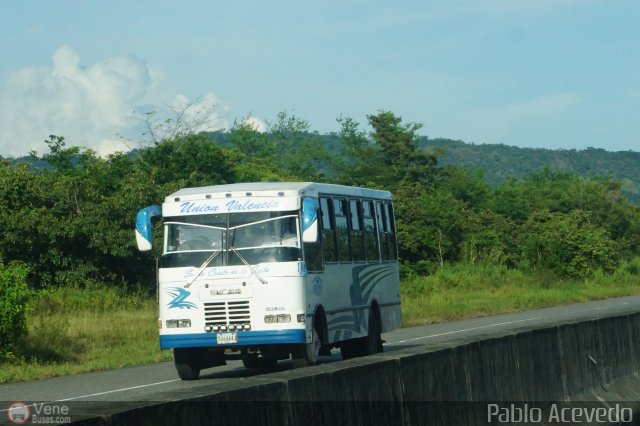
top-left (2, 295), bottom-right (640, 406)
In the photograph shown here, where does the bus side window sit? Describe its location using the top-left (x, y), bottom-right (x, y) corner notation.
top-left (376, 201), bottom-right (390, 261)
top-left (363, 200), bottom-right (379, 262)
top-left (334, 198), bottom-right (352, 262)
top-left (387, 203), bottom-right (398, 261)
top-left (320, 197), bottom-right (337, 263)
top-left (349, 199), bottom-right (365, 262)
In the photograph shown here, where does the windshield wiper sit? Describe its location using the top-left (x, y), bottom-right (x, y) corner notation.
top-left (229, 247), bottom-right (268, 285)
top-left (185, 249), bottom-right (222, 288)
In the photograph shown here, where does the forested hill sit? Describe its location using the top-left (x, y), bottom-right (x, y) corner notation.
top-left (420, 139), bottom-right (638, 184)
top-left (205, 132), bottom-right (640, 204)
top-left (417, 139), bottom-right (640, 204)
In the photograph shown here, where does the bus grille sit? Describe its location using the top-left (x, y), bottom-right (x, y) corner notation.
top-left (204, 300), bottom-right (251, 326)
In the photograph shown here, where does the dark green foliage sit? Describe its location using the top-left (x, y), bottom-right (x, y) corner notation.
top-left (0, 261), bottom-right (30, 361)
top-left (0, 134), bottom-right (237, 290)
top-left (137, 133), bottom-right (238, 187)
top-left (395, 184), bottom-right (467, 268)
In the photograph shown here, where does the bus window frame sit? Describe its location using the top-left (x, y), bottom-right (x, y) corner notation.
top-left (349, 199), bottom-right (366, 263)
top-left (333, 197), bottom-right (352, 263)
top-left (362, 199), bottom-right (379, 263)
top-left (319, 196), bottom-right (338, 264)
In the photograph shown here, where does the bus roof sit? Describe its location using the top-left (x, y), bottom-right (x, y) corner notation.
top-left (166, 182), bottom-right (392, 202)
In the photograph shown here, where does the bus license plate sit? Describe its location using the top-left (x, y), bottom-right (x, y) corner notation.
top-left (216, 332), bottom-right (237, 345)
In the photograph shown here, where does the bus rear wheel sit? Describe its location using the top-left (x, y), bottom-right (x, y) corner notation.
top-left (358, 311), bottom-right (383, 357)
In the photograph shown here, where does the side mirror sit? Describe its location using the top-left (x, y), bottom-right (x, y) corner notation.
top-left (301, 198), bottom-right (319, 243)
top-left (135, 205), bottom-right (162, 251)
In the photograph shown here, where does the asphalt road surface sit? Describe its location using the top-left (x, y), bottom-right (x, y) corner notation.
top-left (2, 295), bottom-right (640, 407)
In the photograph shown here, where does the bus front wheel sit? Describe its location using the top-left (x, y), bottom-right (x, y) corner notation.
top-left (291, 326), bottom-right (321, 368)
top-left (174, 348), bottom-right (201, 380)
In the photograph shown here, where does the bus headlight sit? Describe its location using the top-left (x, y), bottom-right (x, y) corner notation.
top-left (166, 319), bottom-right (191, 328)
top-left (264, 314), bottom-right (291, 323)
top-left (277, 314), bottom-right (291, 323)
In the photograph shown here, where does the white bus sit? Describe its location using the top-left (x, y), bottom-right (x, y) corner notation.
top-left (135, 182), bottom-right (401, 380)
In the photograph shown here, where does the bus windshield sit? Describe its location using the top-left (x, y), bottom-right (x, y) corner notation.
top-left (161, 211), bottom-right (301, 268)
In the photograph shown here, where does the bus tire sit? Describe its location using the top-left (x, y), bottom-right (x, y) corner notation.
top-left (174, 348), bottom-right (201, 380)
top-left (291, 326), bottom-right (321, 368)
top-left (360, 310), bottom-right (382, 356)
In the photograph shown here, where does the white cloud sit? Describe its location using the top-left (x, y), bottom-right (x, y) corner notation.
top-left (0, 46), bottom-right (150, 157)
top-left (0, 46), bottom-right (227, 158)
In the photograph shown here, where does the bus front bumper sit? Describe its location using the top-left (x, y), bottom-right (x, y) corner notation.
top-left (159, 329), bottom-right (306, 349)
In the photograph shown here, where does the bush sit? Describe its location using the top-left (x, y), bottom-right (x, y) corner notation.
top-left (518, 210), bottom-right (619, 279)
top-left (0, 261), bottom-right (31, 361)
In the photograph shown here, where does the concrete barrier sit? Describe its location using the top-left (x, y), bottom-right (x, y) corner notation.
top-left (70, 312), bottom-right (640, 425)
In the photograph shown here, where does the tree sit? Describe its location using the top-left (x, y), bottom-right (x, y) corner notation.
top-left (137, 133), bottom-right (238, 188)
top-left (334, 111), bottom-right (439, 190)
top-left (227, 116), bottom-right (292, 182)
top-left (367, 110), bottom-right (438, 187)
top-left (333, 116), bottom-right (380, 186)
top-left (395, 184), bottom-right (467, 270)
top-left (227, 111), bottom-right (331, 182)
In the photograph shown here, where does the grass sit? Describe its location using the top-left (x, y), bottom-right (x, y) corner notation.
top-left (2, 260), bottom-right (640, 383)
top-left (0, 286), bottom-right (172, 384)
top-left (401, 260), bottom-right (640, 326)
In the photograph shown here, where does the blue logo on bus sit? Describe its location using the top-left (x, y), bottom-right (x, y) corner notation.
top-left (313, 277), bottom-right (323, 296)
top-left (167, 287), bottom-right (198, 309)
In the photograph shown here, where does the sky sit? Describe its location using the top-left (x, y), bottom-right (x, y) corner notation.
top-left (1, 1), bottom-right (639, 157)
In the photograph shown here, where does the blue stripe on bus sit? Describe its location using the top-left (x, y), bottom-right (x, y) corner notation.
top-left (159, 329), bottom-right (306, 349)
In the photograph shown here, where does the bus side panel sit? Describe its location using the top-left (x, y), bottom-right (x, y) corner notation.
top-left (312, 262), bottom-right (400, 345)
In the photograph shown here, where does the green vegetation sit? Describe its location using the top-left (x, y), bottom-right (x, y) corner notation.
top-left (0, 286), bottom-right (170, 383)
top-left (401, 260), bottom-right (640, 326)
top-left (1, 108), bottom-right (640, 382)
top-left (0, 261), bottom-right (30, 361)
